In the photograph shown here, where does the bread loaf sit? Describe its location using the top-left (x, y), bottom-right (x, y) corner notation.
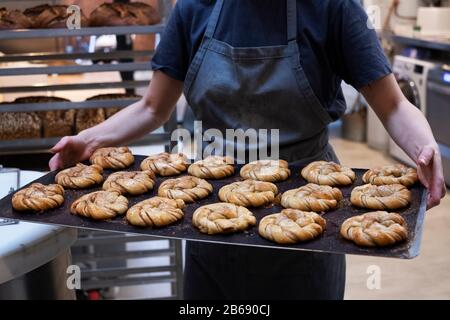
top-left (86, 93), bottom-right (141, 118)
top-left (23, 4), bottom-right (88, 29)
top-left (14, 96), bottom-right (74, 138)
top-left (75, 108), bottom-right (105, 133)
top-left (0, 102), bottom-right (41, 140)
top-left (40, 109), bottom-right (75, 137)
top-left (89, 2), bottom-right (161, 27)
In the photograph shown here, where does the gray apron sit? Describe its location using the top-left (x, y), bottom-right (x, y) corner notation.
top-left (183, 0), bottom-right (345, 299)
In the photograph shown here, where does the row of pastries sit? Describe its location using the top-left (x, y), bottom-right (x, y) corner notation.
top-left (12, 147), bottom-right (419, 248)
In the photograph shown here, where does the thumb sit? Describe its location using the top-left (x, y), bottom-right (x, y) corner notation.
top-left (49, 153), bottom-right (62, 171)
top-left (418, 146), bottom-right (435, 166)
top-left (50, 136), bottom-right (70, 153)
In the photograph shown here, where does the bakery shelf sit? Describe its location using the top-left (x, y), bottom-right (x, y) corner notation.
top-left (74, 233), bottom-right (165, 245)
top-left (0, 61), bottom-right (152, 76)
top-left (81, 274), bottom-right (176, 292)
top-left (0, 98), bottom-right (139, 112)
top-left (73, 247), bottom-right (175, 261)
top-left (0, 24), bottom-right (166, 40)
top-left (82, 265), bottom-right (175, 277)
top-left (0, 50), bottom-right (154, 63)
top-left (0, 80), bottom-right (149, 94)
top-left (384, 33), bottom-right (450, 53)
top-left (71, 230), bottom-right (183, 298)
top-left (0, 133), bottom-right (171, 154)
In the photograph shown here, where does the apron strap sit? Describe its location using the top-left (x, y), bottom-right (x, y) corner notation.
top-left (204, 0), bottom-right (224, 39)
top-left (287, 0), bottom-right (297, 42)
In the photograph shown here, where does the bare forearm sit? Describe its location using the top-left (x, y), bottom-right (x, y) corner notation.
top-left (49, 71), bottom-right (183, 171)
top-left (78, 99), bottom-right (168, 149)
top-left (361, 74), bottom-right (438, 163)
top-left (77, 71), bottom-right (183, 150)
top-left (362, 73), bottom-right (445, 208)
top-left (382, 100), bottom-right (438, 163)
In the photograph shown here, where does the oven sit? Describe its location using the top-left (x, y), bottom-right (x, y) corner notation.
top-left (427, 66), bottom-right (450, 187)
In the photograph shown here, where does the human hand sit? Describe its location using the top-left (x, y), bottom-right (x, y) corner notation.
top-left (49, 135), bottom-right (95, 170)
top-left (416, 145), bottom-right (446, 209)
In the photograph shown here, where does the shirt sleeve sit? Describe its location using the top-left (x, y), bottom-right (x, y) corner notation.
top-left (151, 1), bottom-right (190, 82)
top-left (329, 0), bottom-right (392, 89)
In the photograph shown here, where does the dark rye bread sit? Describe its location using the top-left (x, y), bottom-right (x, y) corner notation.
top-left (14, 96), bottom-right (75, 138)
top-left (89, 2), bottom-right (161, 27)
top-left (0, 102), bottom-right (41, 140)
top-left (86, 93), bottom-right (142, 118)
top-left (75, 108), bottom-right (105, 134)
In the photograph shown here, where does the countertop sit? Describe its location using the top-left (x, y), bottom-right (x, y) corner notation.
top-left (0, 170), bottom-right (77, 284)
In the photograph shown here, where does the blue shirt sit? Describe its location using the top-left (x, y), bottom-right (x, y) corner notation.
top-left (152, 0), bottom-right (392, 121)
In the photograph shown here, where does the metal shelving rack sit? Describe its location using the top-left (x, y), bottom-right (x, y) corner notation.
top-left (0, 24), bottom-right (165, 40)
top-left (0, 0), bottom-right (175, 154)
top-left (72, 230), bottom-right (183, 300)
top-left (0, 166), bottom-right (19, 226)
top-left (0, 0), bottom-right (184, 299)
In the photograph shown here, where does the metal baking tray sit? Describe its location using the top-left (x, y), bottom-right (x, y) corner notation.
top-left (0, 155), bottom-right (427, 259)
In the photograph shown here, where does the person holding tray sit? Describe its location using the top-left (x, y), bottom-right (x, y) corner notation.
top-left (49, 0), bottom-right (445, 299)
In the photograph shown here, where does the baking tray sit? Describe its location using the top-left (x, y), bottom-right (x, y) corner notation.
top-left (0, 155), bottom-right (427, 259)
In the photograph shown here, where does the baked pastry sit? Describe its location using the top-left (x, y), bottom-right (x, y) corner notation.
top-left (103, 170), bottom-right (155, 195)
top-left (14, 96), bottom-right (74, 138)
top-left (0, 110), bottom-right (41, 140)
top-left (301, 161), bottom-right (356, 186)
top-left (158, 176), bottom-right (213, 203)
top-left (90, 147), bottom-right (134, 169)
top-left (23, 4), bottom-right (88, 28)
top-left (258, 209), bottom-right (326, 244)
top-left (86, 93), bottom-right (141, 118)
top-left (340, 211), bottom-right (408, 247)
top-left (192, 202), bottom-right (256, 234)
top-left (0, 7), bottom-right (32, 29)
top-left (12, 183), bottom-right (64, 212)
top-left (89, 2), bottom-right (161, 27)
top-left (140, 152), bottom-right (189, 176)
top-left (240, 160), bottom-right (291, 182)
top-left (363, 164), bottom-right (418, 187)
top-left (75, 108), bottom-right (105, 133)
top-left (55, 163), bottom-right (103, 189)
top-left (281, 183), bottom-right (343, 212)
top-left (350, 184), bottom-right (411, 210)
top-left (218, 180), bottom-right (278, 207)
top-left (126, 197), bottom-right (185, 228)
top-left (188, 156), bottom-right (234, 179)
top-left (70, 190), bottom-right (128, 220)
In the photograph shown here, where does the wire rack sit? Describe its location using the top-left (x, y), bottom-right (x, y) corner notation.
top-left (71, 230), bottom-right (183, 300)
